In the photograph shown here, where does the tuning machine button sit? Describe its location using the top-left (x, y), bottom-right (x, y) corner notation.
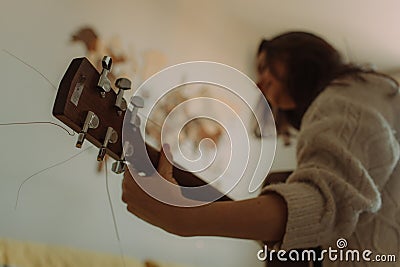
top-left (97, 127), bottom-right (118, 161)
top-left (111, 141), bottom-right (134, 174)
top-left (76, 111), bottom-right (99, 148)
top-left (129, 96), bottom-right (144, 127)
top-left (97, 56), bottom-right (112, 98)
top-left (115, 78), bottom-right (131, 116)
top-left (111, 160), bottom-right (125, 174)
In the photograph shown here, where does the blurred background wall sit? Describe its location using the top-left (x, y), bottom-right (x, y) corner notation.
top-left (1, 1), bottom-right (399, 266)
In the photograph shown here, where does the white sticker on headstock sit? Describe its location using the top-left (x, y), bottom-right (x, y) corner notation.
top-left (71, 75), bottom-right (86, 106)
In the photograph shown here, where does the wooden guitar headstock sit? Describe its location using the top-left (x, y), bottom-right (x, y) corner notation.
top-left (53, 57), bottom-right (125, 160)
top-left (52, 57), bottom-right (231, 201)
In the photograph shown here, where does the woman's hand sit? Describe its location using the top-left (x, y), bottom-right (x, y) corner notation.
top-left (121, 144), bottom-right (185, 235)
top-left (122, 145), bottom-right (287, 241)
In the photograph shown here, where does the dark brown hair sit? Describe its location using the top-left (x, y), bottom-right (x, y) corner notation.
top-left (258, 31), bottom-right (386, 129)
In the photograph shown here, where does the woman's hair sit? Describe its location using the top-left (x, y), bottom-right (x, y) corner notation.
top-left (258, 31), bottom-right (397, 129)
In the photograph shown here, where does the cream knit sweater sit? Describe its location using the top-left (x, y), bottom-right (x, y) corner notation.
top-left (263, 73), bottom-right (400, 266)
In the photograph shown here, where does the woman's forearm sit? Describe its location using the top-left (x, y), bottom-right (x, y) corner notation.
top-left (176, 193), bottom-right (288, 242)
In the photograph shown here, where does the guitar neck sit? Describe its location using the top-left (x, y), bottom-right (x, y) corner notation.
top-left (53, 57), bottom-right (232, 201)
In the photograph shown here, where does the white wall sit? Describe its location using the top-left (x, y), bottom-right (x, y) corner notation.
top-left (0, 1), bottom-right (297, 266)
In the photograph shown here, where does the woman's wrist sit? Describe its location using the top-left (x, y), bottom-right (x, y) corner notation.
top-left (168, 194), bottom-right (287, 242)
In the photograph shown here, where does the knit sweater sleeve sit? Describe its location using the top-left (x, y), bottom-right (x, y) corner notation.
top-left (262, 92), bottom-right (399, 250)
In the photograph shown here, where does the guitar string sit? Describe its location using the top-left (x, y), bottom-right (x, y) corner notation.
top-left (3, 50), bottom-right (129, 265)
top-left (15, 146), bottom-right (93, 210)
top-left (3, 48), bottom-right (168, 137)
top-left (1, 50), bottom-right (76, 136)
top-left (104, 159), bottom-right (127, 267)
top-left (3, 48), bottom-right (168, 132)
top-left (2, 49), bottom-right (58, 90)
top-left (138, 111), bottom-right (164, 129)
top-left (0, 121), bottom-right (75, 136)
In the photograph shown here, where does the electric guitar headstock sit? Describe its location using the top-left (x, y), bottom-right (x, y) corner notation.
top-left (52, 56), bottom-right (231, 201)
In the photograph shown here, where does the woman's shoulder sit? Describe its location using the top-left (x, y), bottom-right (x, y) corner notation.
top-left (303, 72), bottom-right (400, 126)
top-left (324, 72), bottom-right (399, 100)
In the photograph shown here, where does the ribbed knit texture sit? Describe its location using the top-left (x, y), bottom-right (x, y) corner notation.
top-left (262, 73), bottom-right (400, 266)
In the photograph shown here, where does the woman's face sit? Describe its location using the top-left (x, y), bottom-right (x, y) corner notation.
top-left (256, 51), bottom-right (296, 110)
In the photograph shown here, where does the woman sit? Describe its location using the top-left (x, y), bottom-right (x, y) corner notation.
top-left (122, 32), bottom-right (400, 266)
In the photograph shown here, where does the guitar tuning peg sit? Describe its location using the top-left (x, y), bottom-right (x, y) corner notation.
top-left (102, 56), bottom-right (112, 70)
top-left (97, 56), bottom-right (113, 98)
top-left (114, 78), bottom-right (131, 116)
top-left (97, 126), bottom-right (118, 161)
top-left (129, 96), bottom-right (144, 127)
top-left (111, 141), bottom-right (134, 174)
top-left (111, 160), bottom-right (125, 174)
top-left (76, 111), bottom-right (99, 148)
